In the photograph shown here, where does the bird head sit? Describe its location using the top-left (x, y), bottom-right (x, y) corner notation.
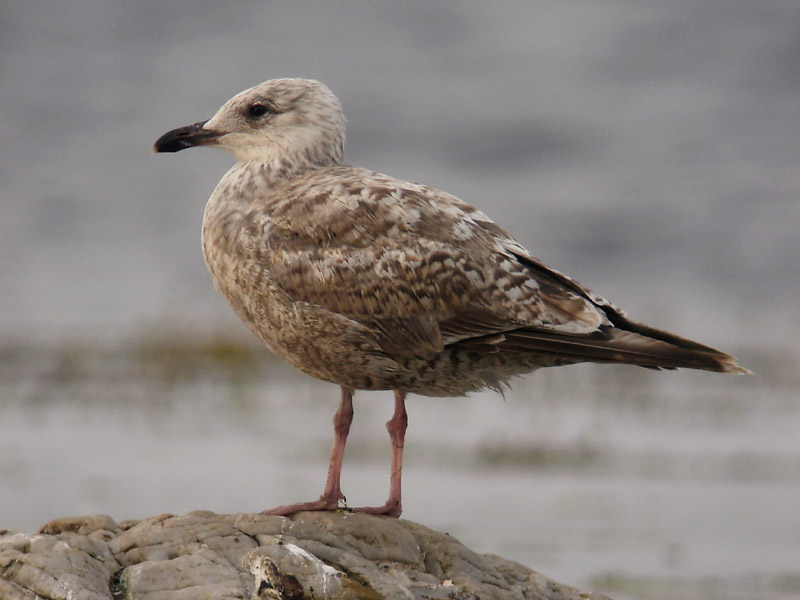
top-left (153, 78), bottom-right (346, 167)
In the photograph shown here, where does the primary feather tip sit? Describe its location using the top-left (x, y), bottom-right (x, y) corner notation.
top-left (719, 358), bottom-right (752, 375)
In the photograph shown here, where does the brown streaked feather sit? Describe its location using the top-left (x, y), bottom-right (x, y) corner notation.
top-left (496, 326), bottom-right (749, 373)
top-left (502, 246), bottom-right (628, 318)
top-left (261, 167), bottom-right (610, 334)
top-left (253, 169), bottom-right (748, 376)
top-left (450, 333), bottom-right (507, 354)
top-left (359, 315), bottom-right (444, 359)
top-left (438, 309), bottom-right (513, 342)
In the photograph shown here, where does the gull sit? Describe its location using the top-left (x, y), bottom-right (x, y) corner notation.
top-left (154, 78), bottom-right (749, 517)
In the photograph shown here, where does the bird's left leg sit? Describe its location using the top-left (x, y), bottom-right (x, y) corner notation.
top-left (353, 390), bottom-right (407, 518)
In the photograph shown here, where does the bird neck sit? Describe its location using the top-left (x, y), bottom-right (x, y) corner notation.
top-left (233, 131), bottom-right (344, 185)
top-left (242, 153), bottom-right (336, 187)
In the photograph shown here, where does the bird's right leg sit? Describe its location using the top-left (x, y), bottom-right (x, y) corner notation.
top-left (262, 386), bottom-right (354, 515)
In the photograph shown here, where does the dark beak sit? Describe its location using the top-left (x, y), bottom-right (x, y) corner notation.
top-left (152, 121), bottom-right (223, 153)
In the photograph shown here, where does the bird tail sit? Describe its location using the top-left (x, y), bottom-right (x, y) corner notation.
top-left (499, 322), bottom-right (750, 374)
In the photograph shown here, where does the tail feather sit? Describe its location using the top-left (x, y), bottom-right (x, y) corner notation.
top-left (498, 324), bottom-right (750, 374)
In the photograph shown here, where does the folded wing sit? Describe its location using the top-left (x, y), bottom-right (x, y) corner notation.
top-left (258, 166), bottom-right (748, 374)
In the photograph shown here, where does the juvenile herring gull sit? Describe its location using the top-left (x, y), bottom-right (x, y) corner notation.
top-left (154, 78), bottom-right (749, 517)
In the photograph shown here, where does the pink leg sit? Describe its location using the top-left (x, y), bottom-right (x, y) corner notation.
top-left (262, 386), bottom-right (354, 515)
top-left (353, 390), bottom-right (407, 518)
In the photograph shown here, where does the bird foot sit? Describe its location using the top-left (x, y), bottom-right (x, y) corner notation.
top-left (261, 495), bottom-right (342, 516)
top-left (350, 500), bottom-right (402, 518)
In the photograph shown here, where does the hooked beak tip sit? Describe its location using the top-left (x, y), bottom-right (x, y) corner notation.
top-left (153, 120), bottom-right (222, 154)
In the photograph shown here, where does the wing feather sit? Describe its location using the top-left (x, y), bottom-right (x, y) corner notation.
top-left (253, 166), bottom-right (747, 373)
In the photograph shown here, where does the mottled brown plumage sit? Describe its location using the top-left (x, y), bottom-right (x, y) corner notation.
top-left (154, 78), bottom-right (749, 517)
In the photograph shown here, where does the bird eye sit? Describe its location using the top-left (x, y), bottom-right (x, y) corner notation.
top-left (247, 103), bottom-right (271, 118)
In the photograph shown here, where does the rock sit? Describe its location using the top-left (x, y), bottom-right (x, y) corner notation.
top-left (0, 511), bottom-right (612, 599)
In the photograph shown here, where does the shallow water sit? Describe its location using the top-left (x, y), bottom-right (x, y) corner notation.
top-left (1, 2), bottom-right (799, 599)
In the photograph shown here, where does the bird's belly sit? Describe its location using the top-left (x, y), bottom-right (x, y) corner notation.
top-left (201, 238), bottom-right (414, 390)
top-left (395, 348), bottom-right (558, 397)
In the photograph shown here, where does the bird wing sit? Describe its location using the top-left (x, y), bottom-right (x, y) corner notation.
top-left (249, 165), bottom-right (746, 374)
top-left (256, 166), bottom-right (611, 359)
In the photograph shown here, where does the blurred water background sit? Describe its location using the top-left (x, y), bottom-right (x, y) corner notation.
top-left (1, 2), bottom-right (799, 599)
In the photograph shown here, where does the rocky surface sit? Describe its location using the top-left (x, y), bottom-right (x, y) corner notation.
top-left (0, 511), bottom-right (612, 599)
